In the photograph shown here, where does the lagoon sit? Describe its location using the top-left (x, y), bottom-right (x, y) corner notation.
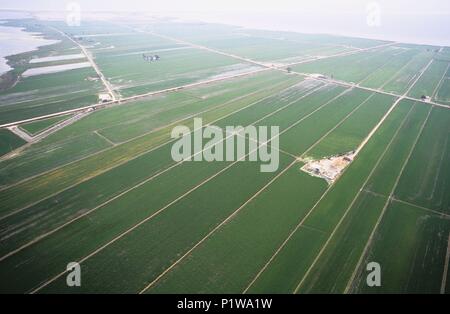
top-left (0, 23), bottom-right (58, 75)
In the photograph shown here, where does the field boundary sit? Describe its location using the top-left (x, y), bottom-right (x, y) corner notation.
top-left (0, 67), bottom-right (272, 129)
top-left (49, 26), bottom-right (118, 101)
top-left (243, 96), bottom-right (412, 293)
top-left (28, 79), bottom-right (359, 293)
top-left (405, 59), bottom-right (434, 95)
top-left (138, 159), bottom-right (299, 294)
top-left (432, 62), bottom-right (450, 99)
top-left (0, 77), bottom-right (293, 191)
top-left (0, 85), bottom-right (289, 221)
top-left (378, 52), bottom-right (424, 90)
top-left (292, 102), bottom-right (416, 293)
top-left (93, 130), bottom-right (117, 146)
top-left (391, 198), bottom-right (450, 219)
top-left (138, 87), bottom-right (393, 294)
top-left (344, 105), bottom-right (433, 293)
top-left (1, 37), bottom-right (448, 130)
top-left (0, 81), bottom-right (321, 263)
top-left (300, 92), bottom-right (376, 158)
top-left (30, 105), bottom-right (323, 293)
top-left (239, 87), bottom-right (354, 157)
top-left (441, 234), bottom-right (450, 294)
top-left (355, 48), bottom-right (412, 86)
top-left (1, 20), bottom-right (449, 295)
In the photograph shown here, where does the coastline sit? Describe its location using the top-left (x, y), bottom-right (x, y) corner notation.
top-left (0, 22), bottom-right (58, 75)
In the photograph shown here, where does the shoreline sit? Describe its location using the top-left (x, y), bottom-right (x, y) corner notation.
top-left (0, 22), bottom-right (58, 76)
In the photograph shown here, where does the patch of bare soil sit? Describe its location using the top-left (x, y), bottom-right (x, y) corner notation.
top-left (300, 151), bottom-right (356, 184)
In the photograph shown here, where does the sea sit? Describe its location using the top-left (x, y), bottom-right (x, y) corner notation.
top-left (0, 12), bottom-right (57, 75)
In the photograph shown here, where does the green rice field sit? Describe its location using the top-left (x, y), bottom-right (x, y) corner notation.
top-left (0, 15), bottom-right (448, 295)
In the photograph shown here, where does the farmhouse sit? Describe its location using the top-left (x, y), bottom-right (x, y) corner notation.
top-left (143, 53), bottom-right (161, 62)
top-left (301, 151), bottom-right (355, 184)
top-left (421, 95), bottom-right (431, 102)
top-left (98, 93), bottom-right (113, 103)
top-left (310, 73), bottom-right (328, 79)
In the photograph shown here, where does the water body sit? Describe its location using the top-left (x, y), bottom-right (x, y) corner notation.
top-left (169, 11), bottom-right (450, 47)
top-left (22, 62), bottom-right (91, 77)
top-left (0, 23), bottom-right (58, 75)
top-left (30, 53), bottom-right (85, 64)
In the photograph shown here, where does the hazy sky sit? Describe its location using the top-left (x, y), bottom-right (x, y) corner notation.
top-left (2, 0), bottom-right (450, 14)
top-left (1, 0), bottom-right (450, 45)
